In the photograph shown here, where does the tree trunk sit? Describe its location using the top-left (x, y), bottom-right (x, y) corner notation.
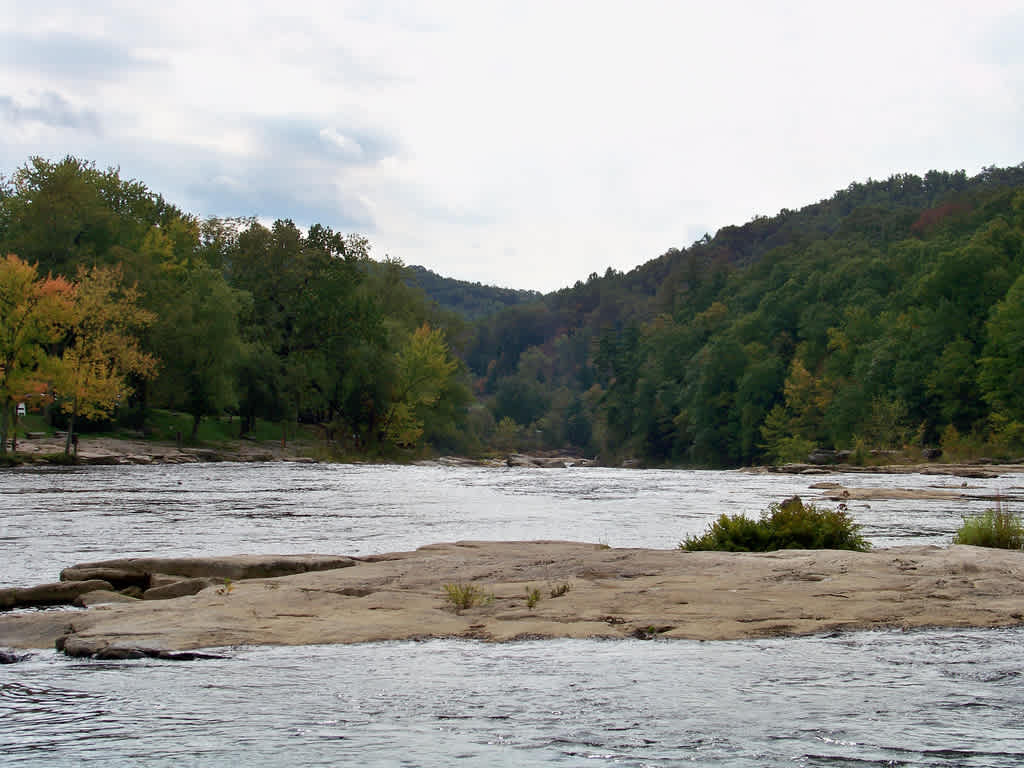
top-left (191, 413), bottom-right (201, 442)
top-left (0, 401), bottom-right (9, 454)
top-left (64, 399), bottom-right (77, 456)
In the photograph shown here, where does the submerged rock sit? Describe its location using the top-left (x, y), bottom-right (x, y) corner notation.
top-left (143, 577), bottom-right (219, 600)
top-left (59, 634), bottom-right (226, 661)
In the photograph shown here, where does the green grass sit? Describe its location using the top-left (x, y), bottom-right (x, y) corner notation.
top-left (954, 506), bottom-right (1024, 549)
top-left (525, 586), bottom-right (541, 610)
top-left (442, 583), bottom-right (494, 612)
top-left (10, 407), bottom-right (307, 445)
top-left (142, 410), bottom-right (306, 444)
top-left (17, 412), bottom-right (53, 435)
top-left (681, 496), bottom-right (870, 552)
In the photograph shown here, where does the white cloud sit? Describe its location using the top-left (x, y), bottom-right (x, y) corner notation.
top-left (319, 128), bottom-right (363, 158)
top-left (1, 1), bottom-right (1022, 291)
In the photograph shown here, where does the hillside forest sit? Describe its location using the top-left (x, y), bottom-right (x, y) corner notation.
top-left (1, 156), bottom-right (1023, 466)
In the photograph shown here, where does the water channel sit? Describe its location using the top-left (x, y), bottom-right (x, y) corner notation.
top-left (2, 463), bottom-right (1022, 766)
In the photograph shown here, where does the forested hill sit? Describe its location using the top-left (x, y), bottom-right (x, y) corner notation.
top-left (467, 163), bottom-right (1024, 467)
top-left (546, 163), bottom-right (1024, 333)
top-left (2, 155), bottom-right (1023, 468)
top-left (405, 265), bottom-right (542, 320)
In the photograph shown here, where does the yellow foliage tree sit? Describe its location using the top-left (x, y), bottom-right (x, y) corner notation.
top-left (53, 265), bottom-right (157, 454)
top-left (384, 324), bottom-right (458, 449)
top-left (0, 255), bottom-right (75, 453)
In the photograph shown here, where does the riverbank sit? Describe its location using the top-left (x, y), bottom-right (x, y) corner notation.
top-left (6, 433), bottom-right (1024, 476)
top-left (1, 434), bottom-right (319, 465)
top-left (2, 541), bottom-right (1022, 658)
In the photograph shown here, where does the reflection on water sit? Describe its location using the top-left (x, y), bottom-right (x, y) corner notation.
top-left (2, 463), bottom-right (1023, 766)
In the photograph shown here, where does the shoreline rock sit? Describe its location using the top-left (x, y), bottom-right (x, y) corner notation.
top-left (2, 542), bottom-right (1022, 658)
top-left (1, 435), bottom-right (311, 466)
top-left (744, 462), bottom-right (1024, 478)
top-left (0, 580), bottom-right (115, 610)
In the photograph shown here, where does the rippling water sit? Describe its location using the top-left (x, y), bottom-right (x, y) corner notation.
top-left (3, 631), bottom-right (1023, 767)
top-left (1, 462), bottom-right (1019, 587)
top-left (2, 463), bottom-right (1023, 766)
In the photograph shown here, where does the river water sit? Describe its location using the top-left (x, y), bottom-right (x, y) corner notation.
top-left (2, 463), bottom-right (1023, 766)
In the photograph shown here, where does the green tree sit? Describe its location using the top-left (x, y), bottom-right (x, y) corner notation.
top-left (979, 274), bottom-right (1024, 428)
top-left (150, 265), bottom-right (245, 439)
top-left (926, 336), bottom-right (983, 431)
top-left (383, 324), bottom-right (458, 449)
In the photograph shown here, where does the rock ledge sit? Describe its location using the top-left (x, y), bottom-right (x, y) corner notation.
top-left (2, 542), bottom-right (1022, 658)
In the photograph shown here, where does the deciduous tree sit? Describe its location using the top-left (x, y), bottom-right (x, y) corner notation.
top-left (54, 264), bottom-right (157, 453)
top-left (383, 324), bottom-right (458, 448)
top-left (0, 255), bottom-right (74, 452)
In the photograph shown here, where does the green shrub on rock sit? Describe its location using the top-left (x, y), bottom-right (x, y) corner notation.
top-left (954, 507), bottom-right (1024, 549)
top-left (680, 496), bottom-right (870, 552)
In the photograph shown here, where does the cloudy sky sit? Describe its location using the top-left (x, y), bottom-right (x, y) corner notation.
top-left (2, 1), bottom-right (1022, 291)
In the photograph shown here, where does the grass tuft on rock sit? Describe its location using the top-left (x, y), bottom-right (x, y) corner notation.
top-left (954, 506), bottom-right (1024, 549)
top-left (681, 496), bottom-right (870, 552)
top-left (443, 582), bottom-right (493, 612)
top-left (525, 586), bottom-right (541, 610)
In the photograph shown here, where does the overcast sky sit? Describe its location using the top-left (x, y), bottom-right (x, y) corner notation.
top-left (2, 1), bottom-right (1022, 291)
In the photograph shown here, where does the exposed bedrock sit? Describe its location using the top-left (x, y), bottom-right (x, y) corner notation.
top-left (2, 555), bottom-right (358, 612)
top-left (1, 542), bottom-right (1022, 660)
top-left (59, 554), bottom-right (357, 583)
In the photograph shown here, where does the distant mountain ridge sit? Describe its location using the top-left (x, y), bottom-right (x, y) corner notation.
top-left (405, 264), bottom-right (543, 320)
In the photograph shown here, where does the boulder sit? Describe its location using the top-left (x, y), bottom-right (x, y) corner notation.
top-left (506, 454), bottom-right (570, 468)
top-left (60, 567), bottom-right (151, 590)
top-left (0, 579), bottom-right (114, 610)
top-left (533, 457), bottom-right (568, 468)
top-left (0, 649), bottom-right (30, 663)
top-left (807, 449), bottom-right (852, 465)
top-left (143, 578), bottom-right (219, 600)
top-left (148, 573), bottom-right (188, 589)
top-left (73, 590), bottom-right (141, 607)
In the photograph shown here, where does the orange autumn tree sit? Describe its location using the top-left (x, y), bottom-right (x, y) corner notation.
top-left (53, 265), bottom-right (157, 454)
top-left (0, 255), bottom-right (75, 453)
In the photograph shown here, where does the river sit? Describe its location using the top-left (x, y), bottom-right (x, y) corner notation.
top-left (2, 463), bottom-right (1023, 766)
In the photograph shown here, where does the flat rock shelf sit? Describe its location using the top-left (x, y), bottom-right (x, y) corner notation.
top-left (2, 541), bottom-right (1023, 659)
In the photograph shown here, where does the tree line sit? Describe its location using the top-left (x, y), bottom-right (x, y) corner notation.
top-left (3, 154), bottom-right (1023, 466)
top-left (0, 156), bottom-right (469, 455)
top-left (462, 165), bottom-right (1024, 465)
